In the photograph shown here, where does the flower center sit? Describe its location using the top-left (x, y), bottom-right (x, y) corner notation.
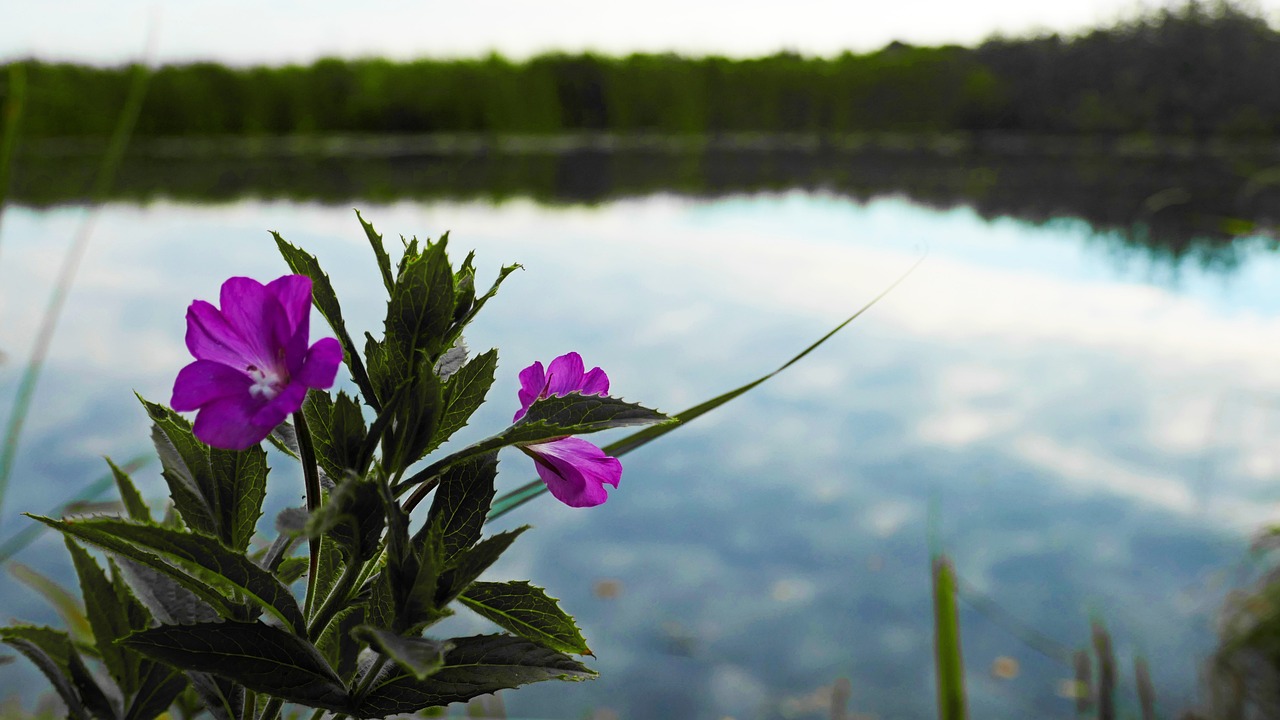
top-left (246, 365), bottom-right (284, 400)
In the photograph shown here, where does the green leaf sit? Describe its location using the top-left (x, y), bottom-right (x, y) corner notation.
top-left (122, 621), bottom-right (350, 712)
top-left (932, 556), bottom-right (967, 720)
top-left (275, 557), bottom-right (309, 585)
top-left (385, 234), bottom-right (455, 363)
top-left (209, 442), bottom-right (268, 552)
top-left (438, 527), bottom-right (528, 606)
top-left (316, 606), bottom-right (365, 684)
top-left (447, 263), bottom-right (521, 348)
top-left (267, 422), bottom-right (301, 460)
top-left (487, 258), bottom-right (921, 520)
top-left (305, 475), bottom-right (384, 562)
top-left (356, 634), bottom-right (594, 717)
top-left (302, 390), bottom-right (368, 484)
top-left (66, 538), bottom-right (141, 694)
top-left (115, 557), bottom-right (221, 626)
top-left (0, 626), bottom-right (87, 719)
top-left (356, 209), bottom-right (395, 293)
top-left (141, 396), bottom-right (218, 537)
top-left (107, 457), bottom-right (151, 523)
top-left (273, 232), bottom-right (379, 412)
top-left (451, 254), bottom-right (476, 323)
top-left (428, 452), bottom-right (498, 561)
top-left (124, 663), bottom-right (187, 720)
top-left (8, 562), bottom-right (91, 645)
top-left (429, 349), bottom-right (498, 455)
top-left (33, 516), bottom-right (303, 634)
top-left (459, 581), bottom-right (589, 656)
top-left (353, 626), bottom-right (453, 680)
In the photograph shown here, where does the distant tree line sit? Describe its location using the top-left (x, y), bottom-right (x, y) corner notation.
top-left (3, 1), bottom-right (1279, 139)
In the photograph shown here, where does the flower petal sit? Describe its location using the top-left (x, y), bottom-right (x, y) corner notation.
top-left (545, 352), bottom-right (586, 397)
top-left (514, 361), bottom-right (546, 422)
top-left (266, 275), bottom-right (313, 336)
top-left (251, 382), bottom-right (307, 429)
top-left (525, 437), bottom-right (621, 508)
top-left (295, 337), bottom-right (343, 390)
top-left (171, 360), bottom-right (252, 411)
top-left (218, 277), bottom-right (288, 371)
top-left (186, 300), bottom-right (253, 368)
top-left (192, 394), bottom-right (273, 450)
top-left (580, 367), bottom-right (609, 396)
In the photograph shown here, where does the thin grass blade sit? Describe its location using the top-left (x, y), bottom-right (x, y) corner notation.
top-left (932, 555), bottom-right (967, 720)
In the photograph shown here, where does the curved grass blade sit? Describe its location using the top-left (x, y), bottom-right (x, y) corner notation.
top-left (8, 563), bottom-right (91, 645)
top-left (488, 257), bottom-right (923, 520)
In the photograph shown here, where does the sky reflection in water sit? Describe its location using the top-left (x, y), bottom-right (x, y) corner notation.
top-left (1, 193), bottom-right (1279, 718)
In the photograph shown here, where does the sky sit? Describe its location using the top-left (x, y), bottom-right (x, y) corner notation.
top-left (5, 0), bottom-right (1280, 66)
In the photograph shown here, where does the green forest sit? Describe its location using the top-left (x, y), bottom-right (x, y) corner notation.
top-left (4, 1), bottom-right (1280, 140)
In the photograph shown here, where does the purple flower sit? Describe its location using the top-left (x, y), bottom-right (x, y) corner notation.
top-left (171, 275), bottom-right (343, 451)
top-left (514, 352), bottom-right (620, 508)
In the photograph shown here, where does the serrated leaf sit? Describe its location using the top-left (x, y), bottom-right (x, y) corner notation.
top-left (303, 390), bottom-right (368, 484)
top-left (66, 538), bottom-right (140, 694)
top-left (273, 232), bottom-right (379, 412)
top-left (459, 581), bottom-right (589, 655)
top-left (316, 606), bottom-right (365, 684)
top-left (353, 626), bottom-right (452, 680)
top-left (124, 663), bottom-right (187, 720)
top-left (115, 558), bottom-right (221, 626)
top-left (8, 562), bottom-right (91, 645)
top-left (107, 457), bottom-right (151, 523)
top-left (66, 646), bottom-right (116, 720)
top-left (451, 252), bottom-right (477, 323)
top-left (438, 527), bottom-right (528, 606)
top-left (33, 516), bottom-right (303, 634)
top-left (385, 235), bottom-right (454, 363)
top-left (446, 264), bottom-right (520, 348)
top-left (427, 348), bottom-right (497, 455)
top-left (427, 452), bottom-right (497, 561)
top-left (356, 209), bottom-right (395, 293)
top-left (122, 621), bottom-right (350, 712)
top-left (267, 422), bottom-right (301, 460)
top-left (209, 443), bottom-right (268, 552)
top-left (356, 634), bottom-right (594, 716)
top-left (185, 672), bottom-right (240, 720)
top-left (305, 475), bottom-right (384, 562)
top-left (0, 626), bottom-right (87, 719)
top-left (141, 397), bottom-right (218, 537)
top-left (274, 557), bottom-right (309, 585)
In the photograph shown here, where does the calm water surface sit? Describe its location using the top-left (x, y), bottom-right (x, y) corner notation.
top-left (2, 193), bottom-right (1279, 718)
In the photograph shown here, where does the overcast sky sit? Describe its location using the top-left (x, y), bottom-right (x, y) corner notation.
top-left (5, 0), bottom-right (1280, 66)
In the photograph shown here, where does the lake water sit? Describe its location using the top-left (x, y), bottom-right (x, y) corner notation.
top-left (2, 192), bottom-right (1279, 718)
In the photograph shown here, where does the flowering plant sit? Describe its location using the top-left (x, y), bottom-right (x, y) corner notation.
top-left (0, 213), bottom-right (671, 719)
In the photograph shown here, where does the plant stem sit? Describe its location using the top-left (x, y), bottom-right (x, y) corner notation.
top-left (351, 654), bottom-right (391, 707)
top-left (294, 410), bottom-right (323, 619)
top-left (307, 554), bottom-right (361, 641)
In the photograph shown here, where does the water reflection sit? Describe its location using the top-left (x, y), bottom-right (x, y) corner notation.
top-left (1, 194), bottom-right (1278, 717)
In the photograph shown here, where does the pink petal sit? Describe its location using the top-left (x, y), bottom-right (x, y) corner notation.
top-left (295, 337), bottom-right (343, 389)
top-left (218, 277), bottom-right (288, 371)
top-left (514, 361), bottom-right (546, 422)
top-left (193, 394), bottom-right (274, 450)
top-left (251, 382), bottom-right (307, 428)
top-left (266, 275), bottom-right (313, 335)
top-left (580, 367), bottom-right (609, 396)
top-left (545, 352), bottom-right (586, 397)
top-left (171, 360), bottom-right (252, 411)
top-left (525, 437), bottom-right (621, 508)
top-left (185, 300), bottom-right (253, 367)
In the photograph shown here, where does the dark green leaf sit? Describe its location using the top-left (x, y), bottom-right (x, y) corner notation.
top-left (115, 558), bottom-right (221, 626)
top-left (451, 252), bottom-right (477, 323)
top-left (185, 672), bottom-right (241, 720)
top-left (356, 209), bottom-right (395, 293)
top-left (305, 475), bottom-right (384, 562)
top-left (438, 527), bottom-right (528, 606)
top-left (428, 349), bottom-right (497, 455)
top-left (209, 443), bottom-right (268, 552)
top-left (33, 516), bottom-right (303, 633)
top-left (275, 557), bottom-right (309, 585)
top-left (459, 581), bottom-right (589, 655)
top-left (66, 647), bottom-right (116, 720)
top-left (267, 422), bottom-right (301, 460)
top-left (427, 452), bottom-right (497, 561)
top-left (487, 259), bottom-right (921, 520)
top-left (0, 626), bottom-right (87, 719)
top-left (122, 621), bottom-right (350, 712)
top-left (353, 626), bottom-right (453, 680)
top-left (385, 235), bottom-right (454, 363)
top-left (66, 538), bottom-right (141, 694)
top-left (140, 396), bottom-right (218, 537)
top-left (302, 391), bottom-right (368, 484)
top-left (124, 663), bottom-right (187, 720)
top-left (316, 606), bottom-right (364, 684)
top-left (272, 232), bottom-right (379, 412)
top-left (356, 634), bottom-right (594, 716)
top-left (447, 263), bottom-right (520, 348)
top-left (107, 457), bottom-right (151, 523)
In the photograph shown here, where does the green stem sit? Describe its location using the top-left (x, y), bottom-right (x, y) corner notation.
top-left (350, 654), bottom-right (391, 709)
top-left (307, 553), bottom-right (362, 641)
top-left (294, 410), bottom-right (323, 619)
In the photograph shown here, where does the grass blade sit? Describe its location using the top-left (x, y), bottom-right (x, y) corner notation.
top-left (488, 256), bottom-right (922, 520)
top-left (932, 555), bottom-right (967, 720)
